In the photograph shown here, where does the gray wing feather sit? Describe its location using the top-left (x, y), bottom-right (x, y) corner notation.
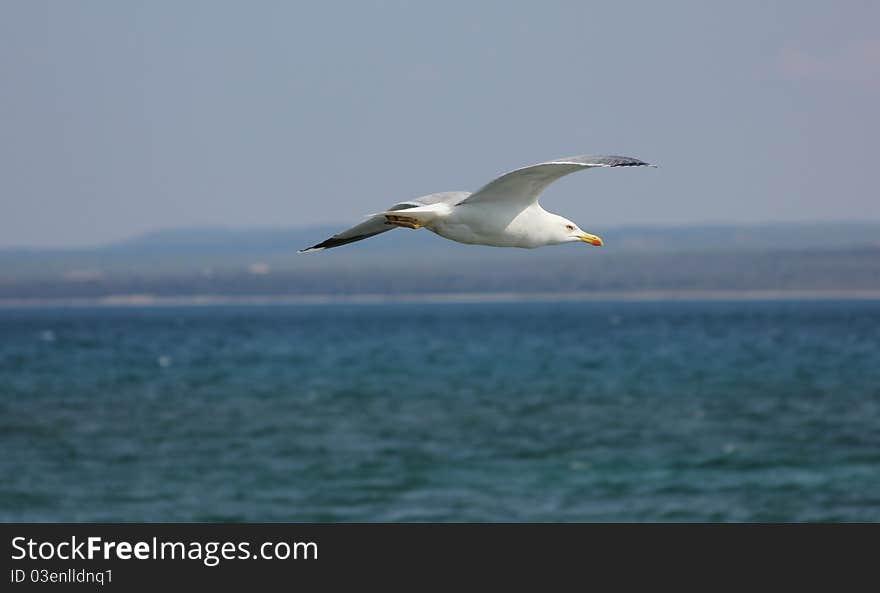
top-left (298, 191), bottom-right (471, 253)
top-left (392, 191), bottom-right (471, 209)
top-left (458, 154), bottom-right (654, 208)
top-left (298, 215), bottom-right (393, 253)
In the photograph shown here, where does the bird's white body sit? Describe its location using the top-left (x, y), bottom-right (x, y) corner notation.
top-left (428, 202), bottom-right (565, 248)
top-left (299, 154), bottom-right (654, 253)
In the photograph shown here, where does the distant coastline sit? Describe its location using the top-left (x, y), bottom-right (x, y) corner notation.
top-left (3, 289), bottom-right (880, 308)
top-left (3, 223), bottom-right (878, 303)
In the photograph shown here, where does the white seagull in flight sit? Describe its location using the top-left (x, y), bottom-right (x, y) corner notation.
top-left (299, 154), bottom-right (655, 253)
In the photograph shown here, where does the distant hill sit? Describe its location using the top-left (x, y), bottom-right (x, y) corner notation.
top-left (1, 222), bottom-right (879, 300)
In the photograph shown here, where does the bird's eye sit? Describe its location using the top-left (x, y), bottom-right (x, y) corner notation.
top-left (565, 224), bottom-right (575, 231)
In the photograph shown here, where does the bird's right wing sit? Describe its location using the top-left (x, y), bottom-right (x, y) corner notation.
top-left (458, 155), bottom-right (654, 210)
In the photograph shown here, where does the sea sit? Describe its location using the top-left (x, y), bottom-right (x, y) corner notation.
top-left (1, 299), bottom-right (879, 522)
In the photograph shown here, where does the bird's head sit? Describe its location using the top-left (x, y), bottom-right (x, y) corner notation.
top-left (553, 216), bottom-right (603, 247)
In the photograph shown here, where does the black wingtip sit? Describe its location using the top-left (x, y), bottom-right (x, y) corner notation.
top-left (298, 232), bottom-right (377, 254)
top-left (605, 156), bottom-right (654, 168)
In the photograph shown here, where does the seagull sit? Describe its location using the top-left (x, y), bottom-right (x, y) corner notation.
top-left (299, 154), bottom-right (655, 253)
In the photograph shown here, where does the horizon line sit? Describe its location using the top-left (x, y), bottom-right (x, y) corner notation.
top-left (2, 218), bottom-right (880, 252)
top-left (3, 289), bottom-right (880, 309)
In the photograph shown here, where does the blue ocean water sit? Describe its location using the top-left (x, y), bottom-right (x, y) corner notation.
top-left (1, 300), bottom-right (879, 522)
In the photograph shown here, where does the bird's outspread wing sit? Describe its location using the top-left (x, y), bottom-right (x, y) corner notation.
top-left (458, 155), bottom-right (654, 209)
top-left (298, 214), bottom-right (394, 253)
top-left (298, 191), bottom-right (469, 253)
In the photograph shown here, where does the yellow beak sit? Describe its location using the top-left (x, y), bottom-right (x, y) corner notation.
top-left (578, 233), bottom-right (604, 246)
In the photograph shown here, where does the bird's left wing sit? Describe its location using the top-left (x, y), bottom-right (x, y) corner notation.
top-left (458, 155), bottom-right (654, 209)
top-left (298, 191), bottom-right (469, 253)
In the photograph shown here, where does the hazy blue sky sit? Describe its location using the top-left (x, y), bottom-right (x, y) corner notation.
top-left (1, 1), bottom-right (878, 247)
